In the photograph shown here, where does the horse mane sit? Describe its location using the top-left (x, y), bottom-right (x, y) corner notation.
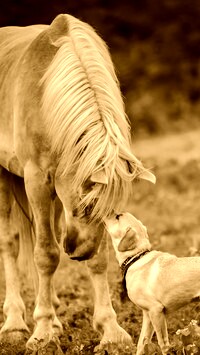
top-left (40, 14), bottom-right (146, 220)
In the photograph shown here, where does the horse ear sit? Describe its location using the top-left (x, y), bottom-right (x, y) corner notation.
top-left (118, 228), bottom-right (137, 252)
top-left (139, 170), bottom-right (156, 184)
top-left (90, 170), bottom-right (108, 185)
top-left (48, 14), bottom-right (69, 44)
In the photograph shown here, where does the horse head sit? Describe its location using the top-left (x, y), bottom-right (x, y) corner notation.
top-left (55, 167), bottom-right (155, 260)
top-left (55, 170), bottom-right (108, 260)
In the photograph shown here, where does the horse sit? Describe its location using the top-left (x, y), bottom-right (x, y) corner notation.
top-left (0, 14), bottom-right (155, 352)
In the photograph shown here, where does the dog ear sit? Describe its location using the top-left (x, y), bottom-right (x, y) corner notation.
top-left (118, 228), bottom-right (137, 252)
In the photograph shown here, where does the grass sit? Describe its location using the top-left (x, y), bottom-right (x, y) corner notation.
top-left (1, 129), bottom-right (200, 354)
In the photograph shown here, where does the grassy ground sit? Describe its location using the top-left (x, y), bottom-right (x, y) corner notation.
top-left (0, 130), bottom-right (200, 354)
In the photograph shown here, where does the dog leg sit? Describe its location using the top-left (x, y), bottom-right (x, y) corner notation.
top-left (149, 306), bottom-right (170, 354)
top-left (136, 310), bottom-right (154, 355)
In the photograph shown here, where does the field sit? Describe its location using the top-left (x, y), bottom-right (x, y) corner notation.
top-left (0, 130), bottom-right (200, 354)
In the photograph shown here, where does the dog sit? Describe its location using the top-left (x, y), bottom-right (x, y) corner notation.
top-left (105, 212), bottom-right (200, 355)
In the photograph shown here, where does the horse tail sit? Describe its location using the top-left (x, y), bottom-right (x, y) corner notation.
top-left (10, 175), bottom-right (38, 291)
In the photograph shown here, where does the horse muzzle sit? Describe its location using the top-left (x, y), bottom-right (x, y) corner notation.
top-left (63, 223), bottom-right (103, 261)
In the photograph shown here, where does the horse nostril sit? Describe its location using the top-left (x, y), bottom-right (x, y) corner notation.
top-left (72, 208), bottom-right (78, 217)
top-left (63, 226), bottom-right (79, 254)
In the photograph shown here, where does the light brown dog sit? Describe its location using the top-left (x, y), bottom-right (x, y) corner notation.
top-left (105, 212), bottom-right (200, 355)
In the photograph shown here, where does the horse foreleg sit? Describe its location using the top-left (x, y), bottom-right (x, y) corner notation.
top-left (51, 197), bottom-right (64, 334)
top-left (87, 233), bottom-right (132, 349)
top-left (24, 161), bottom-right (62, 350)
top-left (0, 168), bottom-right (29, 340)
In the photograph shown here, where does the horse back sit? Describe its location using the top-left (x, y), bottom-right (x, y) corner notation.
top-left (0, 18), bottom-right (68, 173)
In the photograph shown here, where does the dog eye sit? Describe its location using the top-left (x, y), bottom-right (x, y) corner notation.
top-left (116, 214), bottom-right (123, 220)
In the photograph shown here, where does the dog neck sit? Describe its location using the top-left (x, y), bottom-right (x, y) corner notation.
top-left (120, 249), bottom-right (150, 291)
top-left (121, 249), bottom-right (150, 275)
top-left (111, 236), bottom-right (151, 267)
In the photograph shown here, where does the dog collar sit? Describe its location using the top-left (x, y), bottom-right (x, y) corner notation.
top-left (121, 250), bottom-right (150, 291)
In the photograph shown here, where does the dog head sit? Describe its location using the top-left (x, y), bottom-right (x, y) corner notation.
top-left (105, 213), bottom-right (151, 260)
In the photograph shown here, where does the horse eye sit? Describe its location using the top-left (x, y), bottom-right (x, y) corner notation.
top-left (85, 204), bottom-right (93, 217)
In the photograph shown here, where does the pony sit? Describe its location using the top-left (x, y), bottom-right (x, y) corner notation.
top-left (0, 14), bottom-right (155, 352)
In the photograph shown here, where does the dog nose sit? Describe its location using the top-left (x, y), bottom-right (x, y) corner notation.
top-left (116, 213), bottom-right (123, 220)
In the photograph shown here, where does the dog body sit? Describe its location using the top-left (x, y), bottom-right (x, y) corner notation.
top-left (105, 213), bottom-right (200, 355)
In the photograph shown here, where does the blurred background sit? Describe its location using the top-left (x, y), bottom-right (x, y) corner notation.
top-left (0, 3), bottom-right (200, 353)
top-left (1, 0), bottom-right (199, 137)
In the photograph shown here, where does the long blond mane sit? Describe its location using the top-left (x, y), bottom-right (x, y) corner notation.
top-left (40, 14), bottom-right (146, 220)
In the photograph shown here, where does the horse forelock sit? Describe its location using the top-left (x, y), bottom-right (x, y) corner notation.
top-left (40, 14), bottom-right (145, 220)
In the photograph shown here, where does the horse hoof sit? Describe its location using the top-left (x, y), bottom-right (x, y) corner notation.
top-left (26, 340), bottom-right (64, 354)
top-left (0, 330), bottom-right (29, 353)
top-left (98, 323), bottom-right (132, 345)
top-left (26, 335), bottom-right (63, 354)
top-left (0, 329), bottom-right (29, 342)
top-left (93, 324), bottom-right (134, 354)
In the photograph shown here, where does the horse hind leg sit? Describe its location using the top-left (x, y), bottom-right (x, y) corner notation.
top-left (0, 168), bottom-right (29, 343)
